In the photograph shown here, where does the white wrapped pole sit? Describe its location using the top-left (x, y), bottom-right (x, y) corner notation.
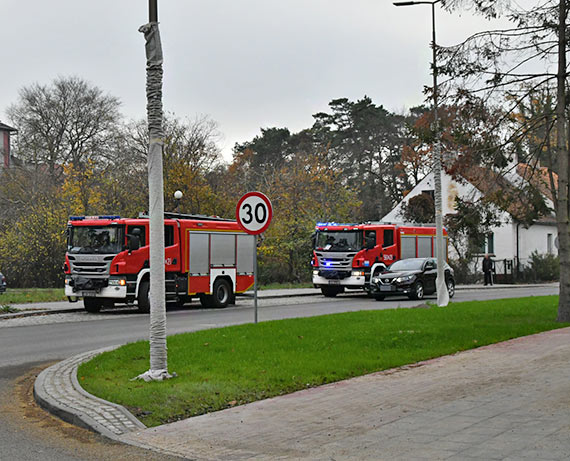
top-left (430, 2), bottom-right (449, 307)
top-left (135, 16), bottom-right (172, 381)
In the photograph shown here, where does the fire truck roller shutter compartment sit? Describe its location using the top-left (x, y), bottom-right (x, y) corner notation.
top-left (189, 233), bottom-right (209, 275)
top-left (401, 236), bottom-right (417, 259)
top-left (418, 236), bottom-right (433, 258)
top-left (210, 233), bottom-right (236, 267)
top-left (237, 234), bottom-right (255, 273)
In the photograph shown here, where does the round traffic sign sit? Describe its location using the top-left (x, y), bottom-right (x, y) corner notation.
top-left (236, 192), bottom-right (273, 235)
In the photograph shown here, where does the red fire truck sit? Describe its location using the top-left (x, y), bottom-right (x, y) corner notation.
top-left (311, 222), bottom-right (448, 296)
top-left (64, 213), bottom-right (255, 313)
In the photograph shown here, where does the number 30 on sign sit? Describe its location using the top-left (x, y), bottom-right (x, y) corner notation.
top-left (236, 192), bottom-right (273, 235)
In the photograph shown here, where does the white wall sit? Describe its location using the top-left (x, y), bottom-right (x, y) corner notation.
top-left (516, 222), bottom-right (558, 264)
top-left (382, 172), bottom-right (481, 223)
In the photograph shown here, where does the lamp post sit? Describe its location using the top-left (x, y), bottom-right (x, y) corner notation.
top-left (394, 0), bottom-right (448, 306)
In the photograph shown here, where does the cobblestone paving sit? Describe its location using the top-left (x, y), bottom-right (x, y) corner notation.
top-left (34, 348), bottom-right (146, 440)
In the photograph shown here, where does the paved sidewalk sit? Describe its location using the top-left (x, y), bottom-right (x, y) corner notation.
top-left (35, 326), bottom-right (570, 460)
top-left (117, 327), bottom-right (570, 460)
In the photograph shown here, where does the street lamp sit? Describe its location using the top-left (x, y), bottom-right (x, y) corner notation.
top-left (394, 0), bottom-right (449, 307)
top-left (174, 190), bottom-right (183, 215)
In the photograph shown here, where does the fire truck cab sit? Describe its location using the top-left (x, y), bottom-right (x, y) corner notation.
top-left (311, 222), bottom-right (447, 297)
top-left (64, 213), bottom-right (255, 313)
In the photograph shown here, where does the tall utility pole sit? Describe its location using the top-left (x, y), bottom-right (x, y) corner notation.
top-left (135, 0), bottom-right (172, 381)
top-left (394, 0), bottom-right (449, 307)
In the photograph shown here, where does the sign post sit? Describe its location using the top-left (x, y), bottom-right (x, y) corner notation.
top-left (236, 192), bottom-right (273, 323)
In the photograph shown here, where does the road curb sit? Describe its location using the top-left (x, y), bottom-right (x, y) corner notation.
top-left (0, 308), bottom-right (85, 320)
top-left (2, 283), bottom-right (558, 320)
top-left (33, 347), bottom-right (146, 441)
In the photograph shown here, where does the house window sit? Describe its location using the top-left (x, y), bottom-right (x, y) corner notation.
top-left (487, 233), bottom-right (494, 254)
top-left (474, 233), bottom-right (494, 254)
top-left (547, 233), bottom-right (553, 254)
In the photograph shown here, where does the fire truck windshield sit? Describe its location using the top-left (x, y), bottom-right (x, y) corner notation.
top-left (314, 230), bottom-right (362, 252)
top-left (68, 226), bottom-right (124, 254)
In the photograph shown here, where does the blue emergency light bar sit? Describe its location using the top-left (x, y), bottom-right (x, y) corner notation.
top-left (69, 215), bottom-right (121, 221)
top-left (315, 222), bottom-right (359, 228)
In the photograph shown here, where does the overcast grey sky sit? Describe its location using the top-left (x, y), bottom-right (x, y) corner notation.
top-left (1, 0), bottom-right (509, 159)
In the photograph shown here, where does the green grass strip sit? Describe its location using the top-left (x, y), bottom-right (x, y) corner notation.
top-left (78, 296), bottom-right (567, 427)
top-left (0, 288), bottom-right (66, 304)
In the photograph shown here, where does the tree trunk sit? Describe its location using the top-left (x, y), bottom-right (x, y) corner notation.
top-left (556, 0), bottom-right (570, 322)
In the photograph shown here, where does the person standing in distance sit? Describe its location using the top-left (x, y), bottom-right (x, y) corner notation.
top-left (482, 254), bottom-right (494, 286)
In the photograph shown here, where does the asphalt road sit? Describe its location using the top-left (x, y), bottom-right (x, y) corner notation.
top-left (0, 285), bottom-right (559, 460)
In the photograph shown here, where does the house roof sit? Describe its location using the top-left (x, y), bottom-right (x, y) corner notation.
top-left (516, 163), bottom-right (558, 203)
top-left (453, 163), bottom-right (554, 224)
top-left (0, 122), bottom-right (17, 132)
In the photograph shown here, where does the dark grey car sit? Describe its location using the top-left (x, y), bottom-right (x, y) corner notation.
top-left (369, 257), bottom-right (455, 301)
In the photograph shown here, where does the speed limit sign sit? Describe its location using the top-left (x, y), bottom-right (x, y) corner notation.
top-left (236, 191), bottom-right (273, 235)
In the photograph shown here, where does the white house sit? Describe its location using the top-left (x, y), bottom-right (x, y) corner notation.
top-left (382, 165), bottom-right (558, 271)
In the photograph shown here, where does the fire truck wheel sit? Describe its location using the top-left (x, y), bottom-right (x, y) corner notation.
top-left (211, 278), bottom-right (232, 308)
top-left (409, 281), bottom-right (424, 300)
top-left (321, 286), bottom-right (342, 297)
top-left (199, 294), bottom-right (214, 308)
top-left (137, 279), bottom-right (151, 313)
top-left (84, 297), bottom-right (102, 313)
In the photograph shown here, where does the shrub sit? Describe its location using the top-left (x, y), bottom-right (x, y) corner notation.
top-left (522, 251), bottom-right (559, 282)
top-left (448, 258), bottom-right (479, 285)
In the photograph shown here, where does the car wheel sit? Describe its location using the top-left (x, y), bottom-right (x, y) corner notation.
top-left (83, 297), bottom-right (102, 313)
top-left (211, 278), bottom-right (232, 308)
top-left (447, 278), bottom-right (455, 298)
top-left (137, 279), bottom-right (150, 313)
top-left (409, 281), bottom-right (424, 300)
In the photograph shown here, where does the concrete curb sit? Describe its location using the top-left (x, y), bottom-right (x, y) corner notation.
top-left (0, 307), bottom-right (84, 320)
top-left (34, 346), bottom-right (146, 441)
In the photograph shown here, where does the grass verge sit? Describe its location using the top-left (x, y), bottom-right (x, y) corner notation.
top-left (78, 295), bottom-right (567, 427)
top-left (0, 288), bottom-right (66, 304)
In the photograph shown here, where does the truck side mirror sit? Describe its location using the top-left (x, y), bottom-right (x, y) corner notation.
top-left (127, 235), bottom-right (140, 252)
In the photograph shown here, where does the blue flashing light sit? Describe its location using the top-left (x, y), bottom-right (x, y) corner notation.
top-left (69, 215), bottom-right (121, 221)
top-left (315, 222), bottom-right (359, 228)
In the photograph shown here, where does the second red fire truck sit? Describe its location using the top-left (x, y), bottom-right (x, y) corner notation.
top-left (64, 213), bottom-right (255, 313)
top-left (311, 222), bottom-right (448, 296)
